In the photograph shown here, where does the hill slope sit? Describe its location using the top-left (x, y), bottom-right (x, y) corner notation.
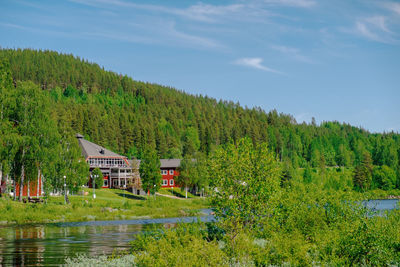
top-left (1, 48), bottom-right (399, 172)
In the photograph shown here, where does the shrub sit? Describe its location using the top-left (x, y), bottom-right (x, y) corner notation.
top-left (131, 223), bottom-right (228, 266)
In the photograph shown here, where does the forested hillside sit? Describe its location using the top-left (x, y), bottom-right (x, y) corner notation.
top-left (1, 48), bottom-right (399, 178)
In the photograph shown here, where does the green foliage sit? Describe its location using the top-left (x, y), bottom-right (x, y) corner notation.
top-left (131, 223), bottom-right (229, 266)
top-left (176, 152), bottom-right (209, 197)
top-left (303, 164), bottom-right (313, 183)
top-left (139, 147), bottom-right (161, 194)
top-left (353, 151), bottom-right (373, 191)
top-left (209, 137), bottom-right (281, 236)
top-left (372, 165), bottom-right (397, 190)
top-left (92, 168), bottom-right (103, 189)
top-left (1, 48), bottom-right (399, 177)
top-left (183, 126), bottom-right (200, 155)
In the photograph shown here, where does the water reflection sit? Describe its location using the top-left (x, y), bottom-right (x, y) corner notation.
top-left (0, 201), bottom-right (396, 266)
top-left (0, 211), bottom-right (214, 266)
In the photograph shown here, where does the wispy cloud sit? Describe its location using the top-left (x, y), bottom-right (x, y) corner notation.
top-left (87, 20), bottom-right (224, 50)
top-left (365, 16), bottom-right (392, 33)
top-left (0, 22), bottom-right (80, 38)
top-left (233, 57), bottom-right (283, 74)
top-left (270, 45), bottom-right (314, 63)
top-left (263, 0), bottom-right (316, 8)
top-left (295, 112), bottom-right (312, 123)
top-left (69, 0), bottom-right (253, 23)
top-left (383, 2), bottom-right (400, 16)
top-left (353, 16), bottom-right (396, 44)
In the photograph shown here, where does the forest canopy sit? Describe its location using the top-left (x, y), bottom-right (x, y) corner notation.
top-left (0, 48), bottom-right (399, 190)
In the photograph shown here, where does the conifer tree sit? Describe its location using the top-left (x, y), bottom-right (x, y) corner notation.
top-left (353, 151), bottom-right (373, 191)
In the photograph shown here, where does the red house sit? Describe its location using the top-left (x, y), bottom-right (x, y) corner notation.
top-left (160, 159), bottom-right (181, 188)
top-left (76, 134), bottom-right (140, 190)
top-left (14, 177), bottom-right (43, 197)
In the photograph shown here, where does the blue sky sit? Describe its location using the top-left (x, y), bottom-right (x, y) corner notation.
top-left (1, 0), bottom-right (399, 133)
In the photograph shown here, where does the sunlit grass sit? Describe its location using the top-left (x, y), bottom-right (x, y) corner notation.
top-left (0, 188), bottom-right (209, 225)
top-left (158, 188), bottom-right (197, 198)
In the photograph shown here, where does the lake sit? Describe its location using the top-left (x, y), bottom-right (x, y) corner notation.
top-left (0, 209), bottom-right (214, 266)
top-left (0, 200), bottom-right (398, 266)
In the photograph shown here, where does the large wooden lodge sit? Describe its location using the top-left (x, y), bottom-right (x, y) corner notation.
top-left (77, 134), bottom-right (181, 194)
top-left (76, 134), bottom-right (141, 190)
top-left (5, 135), bottom-right (182, 197)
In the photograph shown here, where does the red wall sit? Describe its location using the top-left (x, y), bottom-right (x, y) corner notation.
top-left (161, 168), bottom-right (180, 188)
top-left (15, 177), bottom-right (42, 197)
top-left (102, 176), bottom-right (109, 188)
top-left (88, 176), bottom-right (109, 188)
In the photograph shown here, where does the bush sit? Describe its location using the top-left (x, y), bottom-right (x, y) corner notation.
top-left (131, 223), bottom-right (228, 266)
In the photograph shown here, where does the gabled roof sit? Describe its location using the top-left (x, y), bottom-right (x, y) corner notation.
top-left (76, 133), bottom-right (125, 158)
top-left (160, 159), bottom-right (181, 168)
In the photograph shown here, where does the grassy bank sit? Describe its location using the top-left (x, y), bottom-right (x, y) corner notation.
top-left (0, 188), bottom-right (208, 225)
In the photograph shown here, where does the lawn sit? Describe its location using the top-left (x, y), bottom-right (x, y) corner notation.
top-left (158, 188), bottom-right (197, 198)
top-left (0, 188), bottom-right (209, 225)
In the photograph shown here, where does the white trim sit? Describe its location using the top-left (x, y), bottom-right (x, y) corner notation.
top-left (169, 169), bottom-right (174, 175)
top-left (169, 179), bottom-right (174, 186)
top-left (163, 179), bottom-right (168, 186)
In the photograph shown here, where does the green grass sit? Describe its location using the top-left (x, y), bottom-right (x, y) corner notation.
top-left (0, 188), bottom-right (209, 225)
top-left (158, 188), bottom-right (197, 198)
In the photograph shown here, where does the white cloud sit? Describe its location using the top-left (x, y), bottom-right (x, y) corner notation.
top-left (263, 0), bottom-right (316, 8)
top-left (69, 0), bottom-right (253, 23)
top-left (233, 57), bottom-right (283, 74)
top-left (355, 21), bottom-right (380, 41)
top-left (353, 16), bottom-right (396, 44)
top-left (87, 20), bottom-right (224, 50)
top-left (383, 2), bottom-right (400, 16)
top-left (366, 16), bottom-right (391, 33)
top-left (270, 45), bottom-right (314, 63)
top-left (295, 112), bottom-right (312, 123)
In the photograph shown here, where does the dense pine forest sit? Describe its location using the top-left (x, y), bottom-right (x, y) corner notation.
top-left (1, 48), bottom-right (399, 192)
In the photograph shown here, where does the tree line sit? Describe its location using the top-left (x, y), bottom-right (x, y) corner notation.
top-left (0, 59), bottom-right (88, 201)
top-left (0, 48), bottom-right (399, 195)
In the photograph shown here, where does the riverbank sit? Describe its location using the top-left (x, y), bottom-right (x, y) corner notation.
top-left (356, 188), bottom-right (400, 200)
top-left (0, 188), bottom-right (208, 225)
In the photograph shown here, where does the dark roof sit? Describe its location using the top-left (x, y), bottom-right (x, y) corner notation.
top-left (77, 134), bottom-right (125, 158)
top-left (160, 159), bottom-right (181, 168)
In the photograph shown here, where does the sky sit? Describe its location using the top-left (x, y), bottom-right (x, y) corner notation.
top-left (1, 0), bottom-right (399, 133)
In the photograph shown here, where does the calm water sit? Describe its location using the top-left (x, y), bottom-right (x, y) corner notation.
top-left (0, 200), bottom-right (398, 266)
top-left (0, 210), bottom-right (214, 266)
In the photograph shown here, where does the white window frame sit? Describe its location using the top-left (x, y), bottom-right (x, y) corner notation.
top-left (169, 169), bottom-right (174, 175)
top-left (163, 179), bottom-right (168, 186)
top-left (161, 170), bottom-right (168, 175)
top-left (169, 179), bottom-right (174, 186)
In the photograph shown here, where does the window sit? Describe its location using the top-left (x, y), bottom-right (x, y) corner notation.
top-left (169, 179), bottom-right (174, 186)
top-left (113, 179), bottom-right (119, 186)
top-left (161, 170), bottom-right (168, 175)
top-left (104, 179), bottom-right (108, 187)
top-left (163, 179), bottom-right (168, 186)
top-left (169, 169), bottom-right (174, 175)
